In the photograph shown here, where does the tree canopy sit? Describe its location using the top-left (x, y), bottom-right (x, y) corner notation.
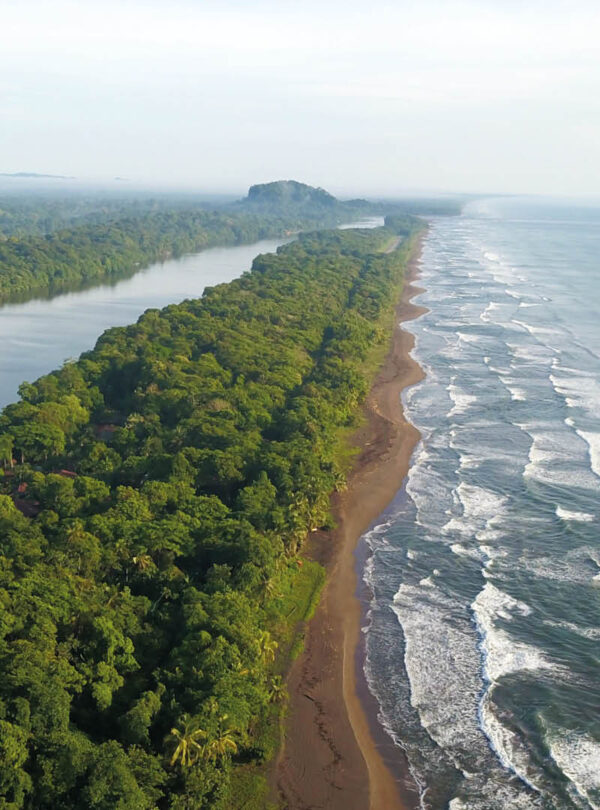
top-left (0, 217), bottom-right (423, 808)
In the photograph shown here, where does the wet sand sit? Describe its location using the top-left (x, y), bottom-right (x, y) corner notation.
top-left (275, 237), bottom-right (427, 810)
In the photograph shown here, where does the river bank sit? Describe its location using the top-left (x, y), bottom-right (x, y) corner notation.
top-left (0, 237), bottom-right (292, 410)
top-left (275, 236), bottom-right (427, 810)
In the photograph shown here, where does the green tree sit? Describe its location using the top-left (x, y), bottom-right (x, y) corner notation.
top-left (166, 715), bottom-right (207, 768)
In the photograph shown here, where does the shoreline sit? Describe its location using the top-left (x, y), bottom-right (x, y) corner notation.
top-left (275, 237), bottom-right (428, 810)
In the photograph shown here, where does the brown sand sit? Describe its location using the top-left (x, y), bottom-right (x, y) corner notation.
top-left (275, 237), bottom-right (427, 810)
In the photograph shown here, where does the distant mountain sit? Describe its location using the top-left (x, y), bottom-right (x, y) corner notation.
top-left (245, 180), bottom-right (337, 208)
top-left (234, 180), bottom-right (378, 224)
top-left (0, 172), bottom-right (75, 179)
top-left (237, 180), bottom-right (463, 220)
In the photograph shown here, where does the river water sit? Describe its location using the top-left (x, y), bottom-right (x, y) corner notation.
top-left (0, 238), bottom-right (292, 410)
top-left (0, 217), bottom-right (385, 411)
top-left (363, 197), bottom-right (600, 809)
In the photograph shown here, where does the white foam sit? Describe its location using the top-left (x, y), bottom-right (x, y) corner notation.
top-left (458, 331), bottom-right (485, 345)
top-left (406, 447), bottom-right (454, 531)
top-left (556, 506), bottom-right (595, 523)
top-left (480, 693), bottom-right (545, 795)
top-left (523, 544), bottom-right (600, 585)
top-left (449, 793), bottom-right (538, 810)
top-left (493, 368), bottom-right (528, 401)
top-left (512, 318), bottom-right (562, 344)
top-left (447, 382), bottom-right (478, 417)
top-left (543, 618), bottom-right (600, 640)
top-left (576, 430), bottom-right (600, 478)
top-left (546, 731), bottom-right (600, 810)
top-left (457, 482), bottom-right (508, 523)
top-left (472, 583), bottom-right (553, 682)
top-left (451, 543), bottom-right (485, 561)
top-left (550, 370), bottom-right (600, 419)
top-left (393, 582), bottom-right (485, 756)
top-left (479, 544), bottom-right (508, 560)
top-left (480, 302), bottom-right (502, 323)
top-left (443, 484), bottom-right (509, 551)
top-left (457, 451), bottom-right (483, 470)
top-left (507, 341), bottom-right (554, 365)
top-left (521, 426), bottom-right (600, 491)
top-left (506, 384), bottom-right (527, 402)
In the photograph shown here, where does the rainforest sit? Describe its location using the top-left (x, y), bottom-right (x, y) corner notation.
top-left (0, 215), bottom-right (423, 809)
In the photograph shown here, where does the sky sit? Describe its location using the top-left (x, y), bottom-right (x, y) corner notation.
top-left (2, 0), bottom-right (600, 196)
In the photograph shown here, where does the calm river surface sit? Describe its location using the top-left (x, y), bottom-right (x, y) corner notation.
top-left (0, 238), bottom-right (291, 410)
top-left (0, 217), bottom-right (383, 410)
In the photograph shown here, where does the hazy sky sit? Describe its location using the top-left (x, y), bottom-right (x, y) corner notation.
top-left (3, 0), bottom-right (600, 195)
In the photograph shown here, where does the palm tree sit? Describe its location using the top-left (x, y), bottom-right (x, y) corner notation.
top-left (262, 577), bottom-right (281, 605)
top-left (132, 553), bottom-right (154, 572)
top-left (257, 630), bottom-right (278, 664)
top-left (204, 715), bottom-right (238, 763)
top-left (166, 714), bottom-right (206, 767)
top-left (0, 435), bottom-right (13, 469)
top-left (268, 675), bottom-right (286, 704)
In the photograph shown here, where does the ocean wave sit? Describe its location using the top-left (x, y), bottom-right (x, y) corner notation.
top-left (545, 730), bottom-right (600, 810)
top-left (480, 302), bottom-right (502, 323)
top-left (479, 692), bottom-right (546, 795)
top-left (521, 544), bottom-right (600, 585)
top-left (471, 583), bottom-right (554, 682)
top-left (442, 484), bottom-right (509, 554)
top-left (451, 544), bottom-right (486, 561)
top-left (486, 361), bottom-right (529, 401)
top-left (392, 581), bottom-right (485, 757)
top-left (447, 382), bottom-right (478, 417)
top-left (457, 482), bottom-right (508, 523)
top-left (512, 318), bottom-right (563, 346)
top-left (550, 368), bottom-right (600, 418)
top-left (448, 793), bottom-right (540, 810)
top-left (556, 506), bottom-right (595, 523)
top-left (520, 425), bottom-right (600, 491)
top-left (507, 341), bottom-right (555, 366)
top-left (575, 429), bottom-right (600, 478)
top-left (364, 212), bottom-right (600, 810)
top-left (542, 618), bottom-right (600, 640)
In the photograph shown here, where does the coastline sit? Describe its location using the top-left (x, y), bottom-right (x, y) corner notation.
top-left (275, 237), bottom-right (428, 810)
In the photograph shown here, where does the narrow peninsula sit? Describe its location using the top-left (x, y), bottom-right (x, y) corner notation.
top-left (0, 215), bottom-right (425, 809)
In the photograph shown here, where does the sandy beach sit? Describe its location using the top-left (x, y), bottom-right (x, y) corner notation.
top-left (275, 237), bottom-right (427, 810)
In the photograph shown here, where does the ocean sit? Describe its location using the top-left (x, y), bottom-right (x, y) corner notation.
top-left (362, 197), bottom-right (600, 809)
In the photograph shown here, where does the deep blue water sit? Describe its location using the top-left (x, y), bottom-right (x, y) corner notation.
top-left (362, 198), bottom-right (600, 809)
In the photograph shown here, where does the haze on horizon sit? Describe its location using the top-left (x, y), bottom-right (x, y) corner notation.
top-left (2, 0), bottom-right (599, 198)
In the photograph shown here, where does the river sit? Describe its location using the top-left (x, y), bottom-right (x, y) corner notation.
top-left (0, 238), bottom-right (295, 410)
top-left (0, 218), bottom-right (384, 411)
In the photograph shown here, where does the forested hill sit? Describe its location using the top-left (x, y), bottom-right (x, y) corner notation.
top-left (237, 179), bottom-right (379, 219)
top-left (0, 216), bottom-right (423, 809)
top-left (243, 180), bottom-right (338, 212)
